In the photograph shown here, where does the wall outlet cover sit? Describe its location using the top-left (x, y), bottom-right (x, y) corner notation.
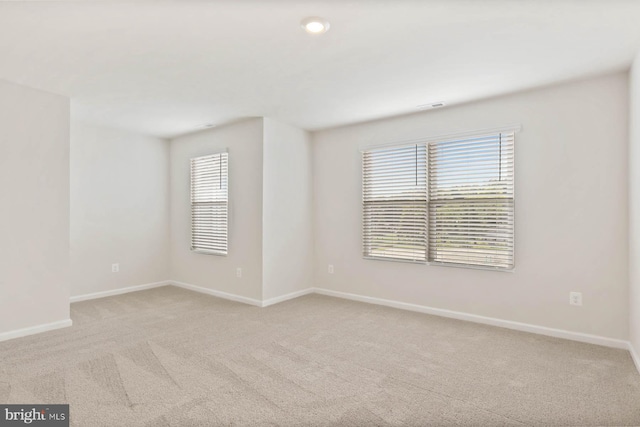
top-left (569, 291), bottom-right (582, 306)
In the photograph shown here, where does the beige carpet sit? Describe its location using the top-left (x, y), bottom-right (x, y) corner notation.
top-left (1, 286), bottom-right (639, 426)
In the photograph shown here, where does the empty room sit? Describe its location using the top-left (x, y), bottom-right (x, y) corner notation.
top-left (2, 0), bottom-right (640, 425)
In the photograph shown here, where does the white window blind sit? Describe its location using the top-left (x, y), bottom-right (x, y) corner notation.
top-left (190, 152), bottom-right (228, 255)
top-left (362, 144), bottom-right (427, 262)
top-left (361, 130), bottom-right (515, 270)
top-left (428, 133), bottom-right (514, 269)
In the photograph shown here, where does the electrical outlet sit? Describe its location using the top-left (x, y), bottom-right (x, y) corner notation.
top-left (328, 264), bottom-right (334, 274)
top-left (236, 267), bottom-right (242, 278)
top-left (111, 263), bottom-right (119, 273)
top-left (569, 291), bottom-right (582, 306)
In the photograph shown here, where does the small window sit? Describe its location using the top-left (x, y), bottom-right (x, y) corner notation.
top-left (190, 152), bottom-right (228, 255)
top-left (361, 130), bottom-right (515, 270)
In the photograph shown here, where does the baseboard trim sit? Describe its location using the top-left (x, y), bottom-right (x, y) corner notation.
top-left (70, 281), bottom-right (170, 303)
top-left (629, 342), bottom-right (640, 375)
top-left (65, 279), bottom-right (636, 360)
top-left (262, 288), bottom-right (315, 307)
top-left (313, 288), bottom-right (629, 350)
top-left (0, 319), bottom-right (72, 343)
top-left (170, 280), bottom-right (263, 307)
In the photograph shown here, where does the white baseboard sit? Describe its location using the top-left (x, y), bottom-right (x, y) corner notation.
top-left (629, 342), bottom-right (640, 374)
top-left (169, 282), bottom-right (313, 308)
top-left (70, 280), bottom-right (170, 303)
top-left (0, 319), bottom-right (72, 343)
top-left (170, 280), bottom-right (263, 307)
top-left (313, 288), bottom-right (629, 350)
top-left (262, 288), bottom-right (315, 307)
top-left (65, 278), bottom-right (639, 371)
top-left (5, 280), bottom-right (639, 375)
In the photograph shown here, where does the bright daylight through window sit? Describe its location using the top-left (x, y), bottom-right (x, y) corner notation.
top-left (190, 152), bottom-right (229, 255)
top-left (362, 131), bottom-right (515, 269)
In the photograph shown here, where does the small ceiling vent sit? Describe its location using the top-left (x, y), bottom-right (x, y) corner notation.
top-left (417, 102), bottom-right (445, 110)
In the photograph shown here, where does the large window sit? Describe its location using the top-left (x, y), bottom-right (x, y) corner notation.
top-left (362, 131), bottom-right (515, 269)
top-left (190, 152), bottom-right (228, 255)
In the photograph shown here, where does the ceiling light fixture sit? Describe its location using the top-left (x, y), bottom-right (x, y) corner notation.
top-left (301, 17), bottom-right (330, 34)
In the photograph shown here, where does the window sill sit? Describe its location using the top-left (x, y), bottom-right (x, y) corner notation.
top-left (191, 249), bottom-right (227, 256)
top-left (363, 256), bottom-right (426, 265)
top-left (363, 256), bottom-right (514, 273)
top-left (428, 261), bottom-right (514, 273)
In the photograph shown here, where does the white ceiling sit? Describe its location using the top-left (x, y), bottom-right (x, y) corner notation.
top-left (1, 0), bottom-right (640, 138)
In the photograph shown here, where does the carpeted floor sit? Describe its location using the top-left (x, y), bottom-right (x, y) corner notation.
top-left (1, 286), bottom-right (639, 426)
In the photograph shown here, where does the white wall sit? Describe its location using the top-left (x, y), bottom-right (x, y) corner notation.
top-left (313, 72), bottom-right (629, 340)
top-left (0, 79), bottom-right (70, 334)
top-left (170, 118), bottom-right (264, 300)
top-left (262, 118), bottom-right (314, 300)
top-left (630, 55), bottom-right (640, 364)
top-left (70, 122), bottom-right (170, 297)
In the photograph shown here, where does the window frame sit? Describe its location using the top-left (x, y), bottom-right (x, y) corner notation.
top-left (361, 126), bottom-right (517, 271)
top-left (190, 151), bottom-right (229, 256)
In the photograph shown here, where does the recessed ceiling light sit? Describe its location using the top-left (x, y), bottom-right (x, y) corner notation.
top-left (301, 17), bottom-right (330, 34)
